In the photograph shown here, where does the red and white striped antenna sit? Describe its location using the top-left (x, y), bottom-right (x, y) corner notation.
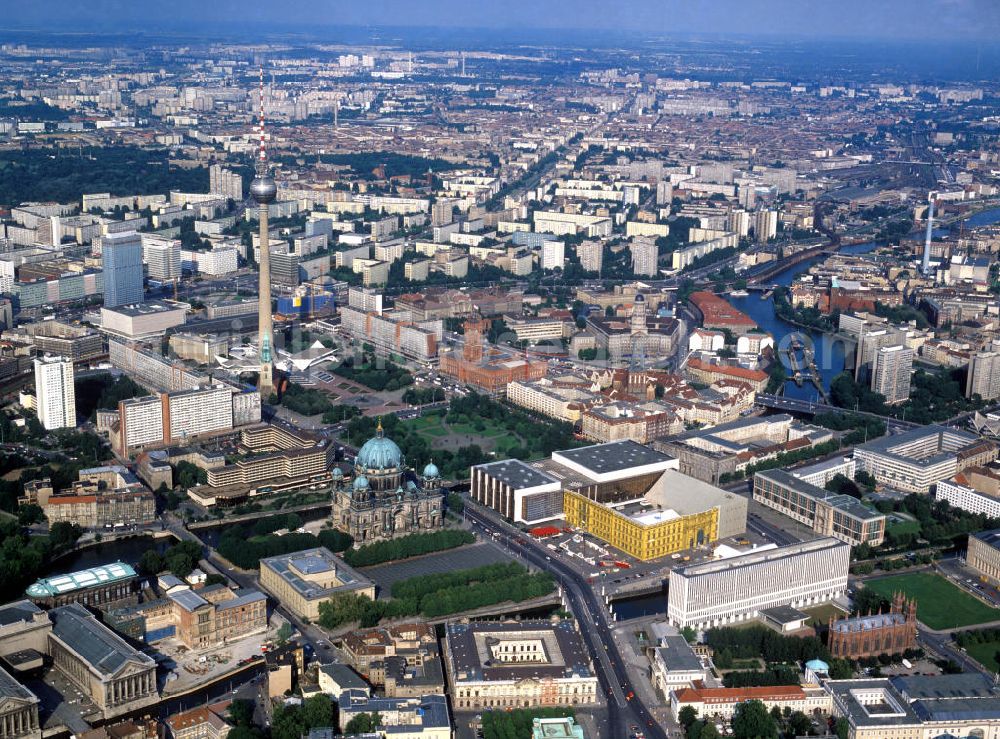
top-left (257, 65), bottom-right (267, 172)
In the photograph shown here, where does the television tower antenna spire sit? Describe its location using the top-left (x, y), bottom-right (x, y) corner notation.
top-left (922, 190), bottom-right (936, 277)
top-left (250, 63), bottom-right (278, 399)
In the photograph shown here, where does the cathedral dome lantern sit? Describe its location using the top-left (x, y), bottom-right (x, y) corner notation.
top-left (356, 420), bottom-right (403, 472)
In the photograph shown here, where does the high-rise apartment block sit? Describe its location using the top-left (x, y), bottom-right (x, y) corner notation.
top-left (854, 324), bottom-right (909, 382)
top-left (578, 240), bottom-right (603, 274)
top-left (630, 237), bottom-right (658, 277)
top-left (102, 231), bottom-right (144, 308)
top-left (209, 164), bottom-right (243, 201)
top-left (431, 199), bottom-right (455, 227)
top-left (656, 180), bottom-right (673, 206)
top-left (871, 345), bottom-right (913, 404)
top-left (967, 351), bottom-right (1000, 401)
top-left (727, 209), bottom-right (751, 238)
top-left (347, 287), bottom-right (384, 315)
top-left (34, 355), bottom-right (76, 430)
top-left (141, 235), bottom-right (181, 281)
top-left (754, 209), bottom-right (778, 243)
top-left (541, 240), bottom-right (565, 271)
top-left (115, 384), bottom-right (258, 456)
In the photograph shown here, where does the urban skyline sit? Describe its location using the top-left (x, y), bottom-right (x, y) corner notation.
top-left (0, 10), bottom-right (1000, 739)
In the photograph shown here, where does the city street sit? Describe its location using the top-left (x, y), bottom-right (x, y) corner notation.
top-left (464, 502), bottom-right (673, 739)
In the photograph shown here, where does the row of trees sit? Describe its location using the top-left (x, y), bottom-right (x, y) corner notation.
top-left (275, 151), bottom-right (459, 179)
top-left (0, 147), bottom-right (209, 208)
top-left (391, 561), bottom-right (523, 599)
top-left (872, 300), bottom-right (929, 329)
top-left (721, 666), bottom-right (800, 688)
top-left (317, 562), bottom-right (555, 629)
top-left (401, 387), bottom-right (445, 405)
top-left (279, 383), bottom-right (337, 417)
top-left (174, 461), bottom-right (208, 490)
top-left (330, 353), bottom-right (414, 392)
top-left (277, 383), bottom-right (361, 425)
top-left (956, 627), bottom-right (1000, 649)
top-left (719, 439), bottom-right (840, 483)
top-left (706, 625), bottom-right (829, 665)
top-left (268, 695), bottom-right (335, 739)
top-left (679, 700), bottom-right (786, 739)
top-left (812, 411), bottom-right (886, 447)
top-left (481, 708), bottom-right (574, 739)
top-left (887, 493), bottom-right (1000, 551)
top-left (0, 518), bottom-right (82, 595)
top-left (830, 367), bottom-right (986, 425)
top-left (341, 529), bottom-right (473, 567)
top-left (447, 393), bottom-right (579, 460)
top-left (137, 540), bottom-right (203, 579)
top-left (217, 525), bottom-right (352, 570)
top-left (74, 374), bottom-right (146, 421)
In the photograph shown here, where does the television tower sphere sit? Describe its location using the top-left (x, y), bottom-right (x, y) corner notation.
top-left (250, 175), bottom-right (277, 205)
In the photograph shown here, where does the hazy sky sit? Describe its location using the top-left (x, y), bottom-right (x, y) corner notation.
top-left (6, 0), bottom-right (1000, 41)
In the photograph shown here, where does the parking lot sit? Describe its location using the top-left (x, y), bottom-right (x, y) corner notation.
top-left (938, 555), bottom-right (1000, 607)
top-left (514, 522), bottom-right (770, 599)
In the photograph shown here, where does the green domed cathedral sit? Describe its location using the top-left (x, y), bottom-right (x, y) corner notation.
top-left (330, 421), bottom-right (444, 542)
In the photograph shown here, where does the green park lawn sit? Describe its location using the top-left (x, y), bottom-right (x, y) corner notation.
top-left (885, 517), bottom-right (921, 537)
top-left (864, 572), bottom-right (1000, 630)
top-left (802, 602), bottom-right (848, 627)
top-left (964, 639), bottom-right (1000, 674)
top-left (404, 413), bottom-right (527, 454)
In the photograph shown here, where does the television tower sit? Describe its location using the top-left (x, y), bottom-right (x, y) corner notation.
top-left (922, 190), bottom-right (937, 276)
top-left (250, 66), bottom-right (277, 399)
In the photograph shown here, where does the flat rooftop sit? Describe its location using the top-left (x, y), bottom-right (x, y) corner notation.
top-left (474, 459), bottom-right (560, 491)
top-left (676, 537), bottom-right (847, 578)
top-left (260, 547), bottom-right (372, 602)
top-left (102, 300), bottom-right (186, 318)
top-left (446, 620), bottom-right (593, 683)
top-left (972, 528), bottom-right (1000, 549)
top-left (552, 440), bottom-right (673, 476)
top-left (756, 469), bottom-right (884, 521)
top-left (654, 635), bottom-right (703, 673)
top-left (760, 605), bottom-right (809, 625)
top-left (856, 425), bottom-right (982, 464)
top-left (0, 599), bottom-right (45, 627)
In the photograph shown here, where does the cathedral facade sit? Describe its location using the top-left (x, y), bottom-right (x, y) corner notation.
top-left (330, 423), bottom-right (445, 543)
top-left (827, 592), bottom-right (917, 659)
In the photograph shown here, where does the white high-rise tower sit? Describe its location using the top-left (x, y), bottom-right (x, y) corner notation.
top-left (34, 355), bottom-right (76, 430)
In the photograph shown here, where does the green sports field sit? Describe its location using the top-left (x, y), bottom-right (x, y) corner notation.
top-left (864, 572), bottom-right (1000, 630)
top-left (964, 639), bottom-right (1000, 673)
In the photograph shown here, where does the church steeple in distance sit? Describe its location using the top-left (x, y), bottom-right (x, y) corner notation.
top-left (250, 64), bottom-right (277, 399)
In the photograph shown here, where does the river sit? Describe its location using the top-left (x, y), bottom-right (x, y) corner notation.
top-left (46, 535), bottom-right (176, 576)
top-left (729, 206), bottom-right (1000, 401)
